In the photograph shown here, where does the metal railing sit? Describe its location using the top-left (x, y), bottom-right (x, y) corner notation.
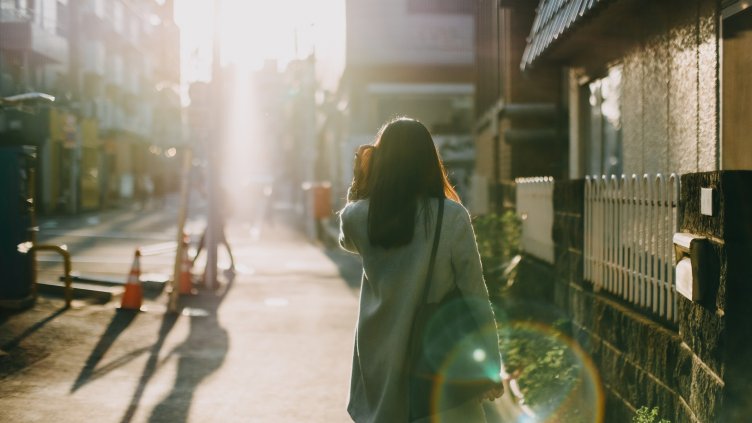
top-left (18, 242), bottom-right (73, 308)
top-left (584, 174), bottom-right (680, 322)
top-left (515, 176), bottom-right (555, 264)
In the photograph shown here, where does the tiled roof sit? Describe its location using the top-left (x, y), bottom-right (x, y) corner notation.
top-left (520, 0), bottom-right (613, 70)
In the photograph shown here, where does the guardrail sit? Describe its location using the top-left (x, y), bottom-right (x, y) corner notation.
top-left (18, 243), bottom-right (73, 308)
top-left (584, 174), bottom-right (680, 322)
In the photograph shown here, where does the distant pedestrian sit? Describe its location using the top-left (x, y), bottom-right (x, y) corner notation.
top-left (338, 117), bottom-right (504, 422)
top-left (151, 173), bottom-right (166, 210)
top-left (193, 187), bottom-right (235, 272)
top-left (137, 174), bottom-right (154, 211)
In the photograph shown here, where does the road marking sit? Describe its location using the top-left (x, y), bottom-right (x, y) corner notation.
top-left (140, 241), bottom-right (178, 256)
top-left (182, 307), bottom-right (210, 317)
top-left (263, 298), bottom-right (289, 307)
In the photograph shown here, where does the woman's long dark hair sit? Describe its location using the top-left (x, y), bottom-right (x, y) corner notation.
top-left (364, 117), bottom-right (460, 248)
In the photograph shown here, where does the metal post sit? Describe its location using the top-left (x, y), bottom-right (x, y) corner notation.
top-left (204, 0), bottom-right (223, 289)
top-left (29, 166), bottom-right (38, 300)
top-left (169, 148), bottom-right (193, 312)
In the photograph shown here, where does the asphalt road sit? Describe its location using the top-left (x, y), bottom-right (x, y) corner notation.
top-left (2, 195), bottom-right (365, 422)
top-left (35, 198), bottom-right (207, 283)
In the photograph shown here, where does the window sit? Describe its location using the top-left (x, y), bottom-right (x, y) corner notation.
top-left (371, 93), bottom-right (472, 134)
top-left (56, 0), bottom-right (67, 36)
top-left (94, 0), bottom-right (105, 18)
top-left (407, 0), bottom-right (473, 15)
top-left (113, 1), bottom-right (123, 33)
top-left (583, 66), bottom-right (623, 176)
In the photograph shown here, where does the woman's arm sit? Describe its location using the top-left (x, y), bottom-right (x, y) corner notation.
top-left (449, 207), bottom-right (502, 380)
top-left (338, 205), bottom-right (359, 254)
top-left (449, 207), bottom-right (491, 299)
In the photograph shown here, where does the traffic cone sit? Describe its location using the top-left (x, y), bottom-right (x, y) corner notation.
top-left (120, 249), bottom-right (143, 310)
top-left (179, 235), bottom-right (195, 295)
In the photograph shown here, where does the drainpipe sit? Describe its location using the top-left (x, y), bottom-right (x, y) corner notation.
top-left (491, 101), bottom-right (504, 212)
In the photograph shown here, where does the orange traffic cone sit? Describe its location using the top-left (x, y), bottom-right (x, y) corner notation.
top-left (179, 235), bottom-right (195, 295)
top-left (120, 249), bottom-right (143, 310)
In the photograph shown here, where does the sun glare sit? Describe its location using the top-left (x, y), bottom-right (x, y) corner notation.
top-left (220, 0), bottom-right (291, 68)
top-left (174, 0), bottom-right (345, 211)
top-left (177, 0), bottom-right (345, 87)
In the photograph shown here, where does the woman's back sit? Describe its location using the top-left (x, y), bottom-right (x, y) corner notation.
top-left (341, 117), bottom-right (500, 422)
top-left (340, 198), bottom-right (498, 423)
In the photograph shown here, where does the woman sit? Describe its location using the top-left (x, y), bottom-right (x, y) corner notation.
top-left (339, 118), bottom-right (503, 422)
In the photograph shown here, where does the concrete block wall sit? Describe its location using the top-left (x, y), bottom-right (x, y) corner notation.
top-left (507, 173), bottom-right (752, 422)
top-left (553, 180), bottom-right (688, 422)
top-left (679, 171), bottom-right (752, 423)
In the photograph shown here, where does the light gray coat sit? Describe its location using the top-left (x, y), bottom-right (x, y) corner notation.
top-left (339, 198), bottom-right (501, 423)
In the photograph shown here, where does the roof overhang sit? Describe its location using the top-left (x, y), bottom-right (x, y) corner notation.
top-left (521, 0), bottom-right (644, 72)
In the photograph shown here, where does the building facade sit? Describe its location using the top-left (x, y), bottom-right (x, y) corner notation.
top-left (488, 1), bottom-right (752, 421)
top-left (337, 0), bottom-right (476, 208)
top-left (472, 0), bottom-right (566, 214)
top-left (1, 0), bottom-right (183, 214)
top-left (522, 0), bottom-right (752, 178)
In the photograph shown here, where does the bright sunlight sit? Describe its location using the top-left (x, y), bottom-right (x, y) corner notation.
top-left (174, 0), bottom-right (346, 214)
top-left (175, 0), bottom-right (345, 89)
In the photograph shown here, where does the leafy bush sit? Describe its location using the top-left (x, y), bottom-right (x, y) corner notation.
top-left (475, 211), bottom-right (588, 419)
top-left (633, 406), bottom-right (670, 423)
top-left (498, 319), bottom-right (581, 417)
top-left (472, 211), bottom-right (521, 294)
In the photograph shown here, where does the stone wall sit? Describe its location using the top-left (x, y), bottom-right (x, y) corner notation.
top-left (679, 171), bottom-right (752, 422)
top-left (507, 173), bottom-right (752, 422)
top-left (552, 180), bottom-right (691, 422)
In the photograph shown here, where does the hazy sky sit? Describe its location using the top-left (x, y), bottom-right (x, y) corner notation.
top-left (174, 0), bottom-right (346, 94)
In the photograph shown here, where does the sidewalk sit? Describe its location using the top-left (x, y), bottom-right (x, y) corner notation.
top-left (0, 221), bottom-right (361, 423)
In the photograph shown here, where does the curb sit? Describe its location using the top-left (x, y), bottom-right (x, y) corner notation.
top-left (36, 274), bottom-right (168, 304)
top-left (37, 280), bottom-right (122, 304)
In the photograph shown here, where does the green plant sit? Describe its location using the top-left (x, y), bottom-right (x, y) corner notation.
top-left (475, 212), bottom-right (590, 418)
top-left (472, 211), bottom-right (521, 293)
top-left (633, 406), bottom-right (670, 423)
top-left (498, 321), bottom-right (581, 415)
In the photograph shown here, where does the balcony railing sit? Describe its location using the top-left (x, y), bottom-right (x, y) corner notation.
top-left (0, 6), bottom-right (33, 23)
top-left (584, 174), bottom-right (680, 322)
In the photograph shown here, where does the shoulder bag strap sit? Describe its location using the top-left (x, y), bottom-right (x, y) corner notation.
top-left (421, 197), bottom-right (444, 303)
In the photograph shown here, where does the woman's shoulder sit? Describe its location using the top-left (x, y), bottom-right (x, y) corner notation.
top-left (340, 198), bottom-right (468, 224)
top-left (340, 199), bottom-right (369, 222)
top-left (443, 198), bottom-right (471, 222)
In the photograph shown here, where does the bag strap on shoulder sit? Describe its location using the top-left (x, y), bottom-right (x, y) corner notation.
top-left (422, 198), bottom-right (444, 303)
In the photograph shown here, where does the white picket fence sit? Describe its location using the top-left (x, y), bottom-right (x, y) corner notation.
top-left (515, 177), bottom-right (555, 264)
top-left (584, 174), bottom-right (680, 322)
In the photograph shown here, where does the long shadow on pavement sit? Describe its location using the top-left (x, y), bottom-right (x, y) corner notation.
top-left (70, 310), bottom-right (139, 392)
top-left (119, 311), bottom-right (180, 423)
top-left (0, 307), bottom-right (68, 352)
top-left (120, 272), bottom-right (234, 423)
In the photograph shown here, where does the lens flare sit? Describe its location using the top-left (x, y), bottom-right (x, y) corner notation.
top-left (420, 299), bottom-right (604, 422)
top-left (493, 321), bottom-right (604, 422)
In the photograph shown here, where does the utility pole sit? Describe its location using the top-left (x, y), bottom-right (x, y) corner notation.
top-left (204, 0), bottom-right (222, 289)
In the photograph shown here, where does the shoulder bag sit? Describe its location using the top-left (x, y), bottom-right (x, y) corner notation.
top-left (407, 198), bottom-right (501, 421)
